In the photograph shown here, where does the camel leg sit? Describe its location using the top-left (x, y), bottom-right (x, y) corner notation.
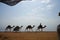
top-left (39, 29), bottom-right (41, 31)
top-left (25, 29), bottom-right (27, 32)
top-left (36, 29), bottom-right (38, 32)
top-left (29, 29), bottom-right (31, 32)
top-left (37, 29), bottom-right (40, 32)
top-left (28, 29), bottom-right (30, 32)
top-left (5, 29), bottom-right (7, 32)
top-left (10, 29), bottom-right (11, 32)
top-left (30, 29), bottom-right (33, 32)
top-left (41, 29), bottom-right (43, 32)
top-left (31, 29), bottom-right (33, 32)
top-left (6, 29), bottom-right (9, 32)
top-left (25, 29), bottom-right (29, 32)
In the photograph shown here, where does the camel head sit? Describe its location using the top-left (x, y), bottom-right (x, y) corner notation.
top-left (32, 25), bottom-right (35, 28)
top-left (44, 25), bottom-right (46, 28)
top-left (12, 25), bottom-right (15, 27)
top-left (59, 12), bottom-right (60, 16)
top-left (21, 26), bottom-right (23, 28)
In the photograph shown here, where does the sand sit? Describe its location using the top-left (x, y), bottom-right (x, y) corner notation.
top-left (0, 31), bottom-right (58, 40)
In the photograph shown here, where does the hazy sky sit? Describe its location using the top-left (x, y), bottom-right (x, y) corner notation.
top-left (0, 0), bottom-right (60, 31)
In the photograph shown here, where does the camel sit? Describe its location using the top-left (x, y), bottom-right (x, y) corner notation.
top-left (25, 25), bottom-right (35, 31)
top-left (13, 26), bottom-right (23, 32)
top-left (57, 24), bottom-right (60, 40)
top-left (59, 12), bottom-right (60, 16)
top-left (37, 23), bottom-right (46, 31)
top-left (5, 25), bottom-right (15, 32)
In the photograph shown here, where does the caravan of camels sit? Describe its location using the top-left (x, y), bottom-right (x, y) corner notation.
top-left (5, 23), bottom-right (47, 32)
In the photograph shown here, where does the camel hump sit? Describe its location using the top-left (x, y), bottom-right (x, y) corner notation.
top-left (7, 25), bottom-right (11, 27)
top-left (6, 25), bottom-right (11, 29)
top-left (13, 26), bottom-right (20, 31)
top-left (28, 25), bottom-right (31, 27)
top-left (39, 23), bottom-right (43, 28)
top-left (26, 25), bottom-right (32, 29)
top-left (16, 26), bottom-right (20, 28)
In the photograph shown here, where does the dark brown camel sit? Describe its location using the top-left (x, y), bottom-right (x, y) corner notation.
top-left (5, 25), bottom-right (15, 32)
top-left (25, 25), bottom-right (35, 31)
top-left (13, 26), bottom-right (23, 32)
top-left (37, 23), bottom-right (46, 31)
